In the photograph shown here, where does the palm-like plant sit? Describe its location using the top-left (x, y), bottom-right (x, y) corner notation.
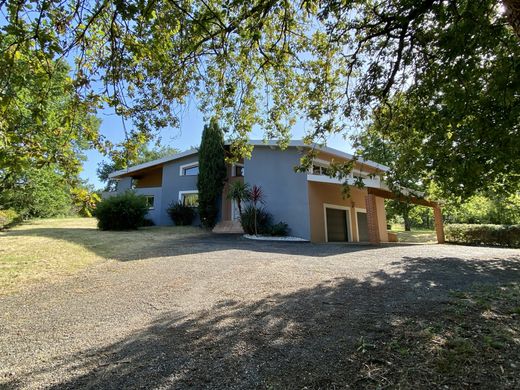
top-left (226, 181), bottom-right (251, 216)
top-left (250, 185), bottom-right (264, 235)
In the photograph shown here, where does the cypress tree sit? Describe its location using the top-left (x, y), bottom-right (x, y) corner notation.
top-left (197, 119), bottom-right (227, 228)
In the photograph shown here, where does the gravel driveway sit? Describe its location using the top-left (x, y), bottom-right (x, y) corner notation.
top-left (1, 236), bottom-right (519, 389)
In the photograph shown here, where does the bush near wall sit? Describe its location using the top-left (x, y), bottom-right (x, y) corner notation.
top-left (0, 209), bottom-right (19, 230)
top-left (445, 224), bottom-right (520, 248)
top-left (95, 191), bottom-right (149, 230)
top-left (167, 202), bottom-right (195, 226)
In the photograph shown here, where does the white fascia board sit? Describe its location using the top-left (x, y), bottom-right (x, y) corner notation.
top-left (109, 148), bottom-right (199, 179)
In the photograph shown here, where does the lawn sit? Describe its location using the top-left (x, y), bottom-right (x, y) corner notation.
top-left (390, 225), bottom-right (437, 243)
top-left (0, 218), bottom-right (204, 295)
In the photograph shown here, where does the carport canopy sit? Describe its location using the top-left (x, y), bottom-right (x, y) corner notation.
top-left (365, 187), bottom-right (445, 244)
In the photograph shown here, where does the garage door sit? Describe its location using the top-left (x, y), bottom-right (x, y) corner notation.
top-left (357, 211), bottom-right (369, 242)
top-left (326, 208), bottom-right (349, 242)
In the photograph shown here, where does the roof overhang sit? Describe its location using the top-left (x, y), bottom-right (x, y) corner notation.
top-left (108, 140), bottom-right (389, 179)
top-left (108, 148), bottom-right (198, 179)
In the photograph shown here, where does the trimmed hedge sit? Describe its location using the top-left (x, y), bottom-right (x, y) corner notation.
top-left (95, 191), bottom-right (149, 230)
top-left (445, 224), bottom-right (520, 248)
top-left (0, 209), bottom-right (19, 230)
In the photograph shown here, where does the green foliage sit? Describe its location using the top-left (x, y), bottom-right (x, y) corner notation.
top-left (0, 209), bottom-right (19, 230)
top-left (240, 206), bottom-right (272, 235)
top-left (197, 119), bottom-right (226, 229)
top-left (269, 222), bottom-right (290, 237)
top-left (0, 39), bottom-right (100, 193)
top-left (71, 188), bottom-right (101, 218)
top-left (95, 192), bottom-right (149, 230)
top-left (167, 202), bottom-right (195, 226)
top-left (442, 193), bottom-right (520, 225)
top-left (226, 181), bottom-right (251, 216)
top-left (2, 1), bottom-right (519, 197)
top-left (249, 185), bottom-right (265, 235)
top-left (0, 166), bottom-right (74, 219)
top-left (445, 224), bottom-right (520, 248)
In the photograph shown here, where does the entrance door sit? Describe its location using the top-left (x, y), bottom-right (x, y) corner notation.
top-left (231, 200), bottom-right (240, 221)
top-left (357, 211), bottom-right (369, 242)
top-left (326, 208), bottom-right (349, 242)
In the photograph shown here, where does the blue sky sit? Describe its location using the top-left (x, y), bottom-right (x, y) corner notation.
top-left (80, 105), bottom-right (353, 189)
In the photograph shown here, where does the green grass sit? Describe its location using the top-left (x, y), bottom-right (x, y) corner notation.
top-left (389, 225), bottom-right (437, 243)
top-left (0, 218), bottom-right (205, 295)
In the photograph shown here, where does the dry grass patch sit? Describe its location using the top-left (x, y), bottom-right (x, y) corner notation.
top-left (350, 283), bottom-right (520, 388)
top-left (0, 218), bottom-right (205, 295)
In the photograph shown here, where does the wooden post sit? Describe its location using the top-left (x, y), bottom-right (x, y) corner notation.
top-left (433, 205), bottom-right (445, 244)
top-left (365, 194), bottom-right (381, 244)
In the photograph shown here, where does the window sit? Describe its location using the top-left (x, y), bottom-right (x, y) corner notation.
top-left (352, 171), bottom-right (369, 180)
top-left (180, 163), bottom-right (199, 176)
top-left (179, 191), bottom-right (199, 207)
top-left (131, 178), bottom-right (139, 189)
top-left (233, 164), bottom-right (244, 177)
top-left (311, 163), bottom-right (332, 176)
top-left (145, 195), bottom-right (155, 209)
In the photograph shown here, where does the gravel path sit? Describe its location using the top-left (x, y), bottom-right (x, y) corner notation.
top-left (1, 236), bottom-right (519, 389)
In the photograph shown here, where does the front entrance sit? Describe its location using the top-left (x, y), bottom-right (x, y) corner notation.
top-left (325, 207), bottom-right (350, 242)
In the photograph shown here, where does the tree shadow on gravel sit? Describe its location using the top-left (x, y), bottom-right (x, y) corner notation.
top-left (8, 255), bottom-right (519, 389)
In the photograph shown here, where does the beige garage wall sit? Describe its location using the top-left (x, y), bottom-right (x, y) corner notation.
top-left (308, 182), bottom-right (388, 243)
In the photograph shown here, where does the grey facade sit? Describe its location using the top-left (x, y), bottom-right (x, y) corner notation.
top-left (159, 155), bottom-right (200, 225)
top-left (244, 147), bottom-right (310, 239)
top-left (107, 141), bottom-right (391, 242)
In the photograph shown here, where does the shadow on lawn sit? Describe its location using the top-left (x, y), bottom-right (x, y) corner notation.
top-left (2, 226), bottom-right (418, 261)
top-left (9, 255), bottom-right (520, 389)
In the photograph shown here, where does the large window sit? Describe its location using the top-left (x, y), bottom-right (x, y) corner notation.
top-left (180, 163), bottom-right (199, 176)
top-left (179, 191), bottom-right (199, 207)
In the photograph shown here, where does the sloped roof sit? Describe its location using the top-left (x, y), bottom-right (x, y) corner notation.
top-left (109, 140), bottom-right (389, 179)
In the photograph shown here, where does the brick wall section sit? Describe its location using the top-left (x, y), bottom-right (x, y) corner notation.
top-left (434, 205), bottom-right (445, 244)
top-left (365, 194), bottom-right (381, 244)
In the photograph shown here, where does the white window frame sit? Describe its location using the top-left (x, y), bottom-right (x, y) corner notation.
top-left (309, 158), bottom-right (333, 176)
top-left (178, 190), bottom-right (199, 207)
top-left (179, 162), bottom-right (199, 176)
top-left (323, 203), bottom-right (353, 243)
top-left (231, 163), bottom-right (245, 177)
top-left (144, 195), bottom-right (155, 210)
top-left (353, 207), bottom-right (367, 242)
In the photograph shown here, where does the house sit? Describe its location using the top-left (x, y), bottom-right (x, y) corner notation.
top-left (108, 140), bottom-right (445, 244)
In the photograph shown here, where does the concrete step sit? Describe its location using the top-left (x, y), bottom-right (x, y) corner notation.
top-left (213, 220), bottom-right (244, 234)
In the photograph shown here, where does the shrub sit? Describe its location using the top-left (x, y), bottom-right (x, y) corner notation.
top-left (167, 202), bottom-right (195, 226)
top-left (240, 205), bottom-right (272, 235)
top-left (0, 209), bottom-right (19, 230)
top-left (270, 222), bottom-right (290, 237)
top-left (142, 218), bottom-right (155, 227)
top-left (445, 224), bottom-right (520, 248)
top-left (95, 191), bottom-right (149, 230)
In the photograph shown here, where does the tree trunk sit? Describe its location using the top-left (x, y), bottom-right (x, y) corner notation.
top-left (404, 218), bottom-right (412, 231)
top-left (403, 207), bottom-right (412, 231)
top-left (503, 0), bottom-right (520, 39)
